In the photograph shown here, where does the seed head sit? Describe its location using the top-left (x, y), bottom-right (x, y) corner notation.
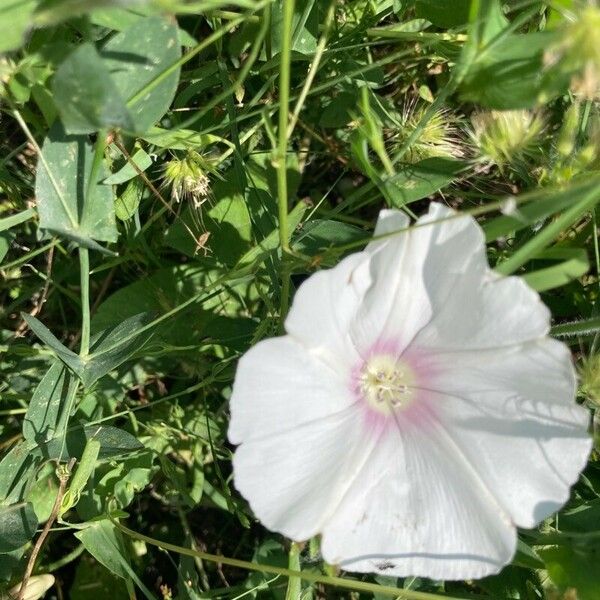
top-left (392, 101), bottom-right (465, 164)
top-left (162, 151), bottom-right (212, 208)
top-left (469, 110), bottom-right (545, 171)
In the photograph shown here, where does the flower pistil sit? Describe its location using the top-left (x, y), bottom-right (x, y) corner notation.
top-left (359, 354), bottom-right (415, 414)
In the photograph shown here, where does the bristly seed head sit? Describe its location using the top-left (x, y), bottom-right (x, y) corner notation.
top-left (162, 151), bottom-right (213, 207)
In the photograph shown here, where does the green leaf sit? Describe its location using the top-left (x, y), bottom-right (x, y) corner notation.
top-left (539, 544), bottom-right (600, 600)
top-left (238, 202), bottom-right (307, 267)
top-left (34, 122), bottom-right (117, 245)
top-left (514, 538), bottom-right (545, 570)
top-left (82, 312), bottom-right (156, 387)
top-left (22, 313), bottom-right (151, 387)
top-left (460, 31), bottom-right (568, 109)
top-left (74, 520), bottom-right (130, 580)
top-left (23, 361), bottom-right (79, 448)
top-left (0, 208), bottom-right (36, 232)
top-left (104, 148), bottom-right (152, 185)
top-left (142, 127), bottom-right (228, 150)
top-left (559, 498), bottom-right (600, 533)
top-left (0, 0), bottom-right (36, 54)
top-left (387, 158), bottom-right (465, 207)
top-left (25, 465), bottom-right (59, 523)
top-left (294, 219), bottom-right (368, 264)
top-left (495, 180), bottom-right (600, 275)
top-left (70, 554), bottom-right (129, 600)
top-left (115, 178), bottom-right (144, 221)
top-left (414, 0), bottom-right (471, 28)
top-left (0, 231), bottom-right (11, 264)
top-left (485, 175), bottom-right (600, 241)
top-left (164, 176), bottom-right (252, 264)
top-left (75, 520), bottom-right (155, 599)
top-left (52, 43), bottom-right (134, 134)
top-left (319, 91), bottom-right (356, 128)
top-left (0, 503), bottom-right (38, 554)
top-left (0, 442), bottom-right (39, 504)
top-left (42, 425), bottom-right (143, 461)
top-left (100, 16), bottom-right (181, 133)
top-left (522, 247), bottom-right (589, 292)
top-left (270, 0), bottom-right (318, 55)
top-left (22, 314), bottom-right (85, 377)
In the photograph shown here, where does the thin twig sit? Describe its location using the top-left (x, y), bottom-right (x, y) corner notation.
top-left (16, 459), bottom-right (75, 600)
top-left (14, 245), bottom-right (54, 338)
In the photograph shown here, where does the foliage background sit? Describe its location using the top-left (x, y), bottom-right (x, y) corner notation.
top-left (1, 0), bottom-right (600, 598)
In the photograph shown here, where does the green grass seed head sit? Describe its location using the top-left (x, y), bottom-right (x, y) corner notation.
top-left (162, 151), bottom-right (211, 207)
top-left (393, 101), bottom-right (465, 164)
top-left (469, 110), bottom-right (546, 171)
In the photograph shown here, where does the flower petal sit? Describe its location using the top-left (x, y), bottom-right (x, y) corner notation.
top-left (232, 404), bottom-right (378, 541)
top-left (284, 252), bottom-right (370, 367)
top-left (425, 339), bottom-right (591, 528)
top-left (350, 204), bottom-right (487, 356)
top-left (320, 417), bottom-right (516, 580)
top-left (412, 270), bottom-right (550, 352)
top-left (228, 336), bottom-right (356, 445)
top-left (365, 209), bottom-right (410, 253)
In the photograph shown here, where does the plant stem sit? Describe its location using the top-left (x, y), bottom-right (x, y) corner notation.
top-left (78, 247), bottom-right (90, 357)
top-left (16, 462), bottom-right (73, 600)
top-left (44, 543), bottom-right (84, 573)
top-left (276, 0), bottom-right (296, 328)
top-left (287, 0), bottom-right (337, 138)
top-left (284, 542), bottom-right (301, 600)
top-left (276, 0), bottom-right (295, 254)
top-left (114, 520), bottom-right (470, 600)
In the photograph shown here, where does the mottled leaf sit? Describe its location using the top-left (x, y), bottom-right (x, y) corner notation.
top-left (99, 16), bottom-right (181, 133)
top-left (52, 43), bottom-right (134, 134)
top-left (34, 122), bottom-right (117, 244)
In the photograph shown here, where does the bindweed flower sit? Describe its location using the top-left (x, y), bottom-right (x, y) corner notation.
top-left (228, 204), bottom-right (592, 580)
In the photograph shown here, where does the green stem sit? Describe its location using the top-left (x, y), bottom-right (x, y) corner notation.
top-left (277, 0), bottom-right (295, 253)
top-left (43, 543), bottom-right (85, 573)
top-left (276, 0), bottom-right (295, 327)
top-left (78, 247), bottom-right (90, 357)
top-left (287, 0), bottom-right (337, 138)
top-left (284, 542), bottom-right (301, 600)
top-left (114, 520), bottom-right (470, 600)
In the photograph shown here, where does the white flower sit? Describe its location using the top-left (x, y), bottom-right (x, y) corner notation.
top-left (228, 203), bottom-right (591, 580)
